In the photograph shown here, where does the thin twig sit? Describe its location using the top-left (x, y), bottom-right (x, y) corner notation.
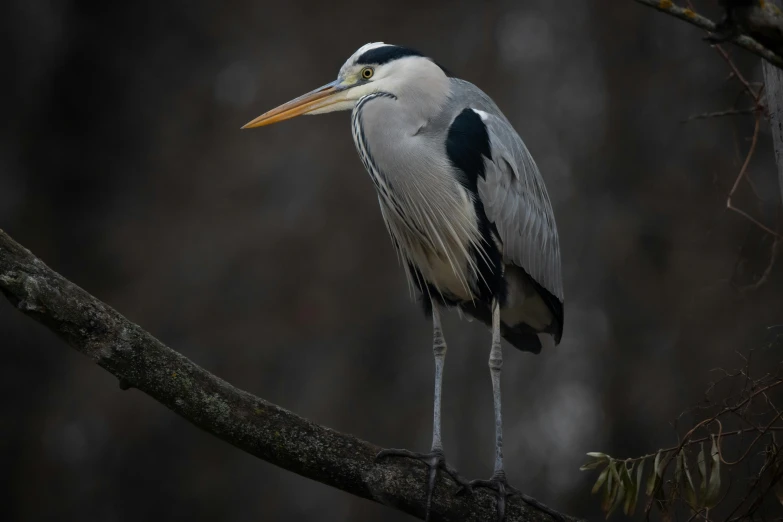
top-left (681, 108), bottom-right (756, 123)
top-left (633, 0), bottom-right (783, 70)
top-left (726, 113), bottom-right (783, 240)
top-left (725, 447), bottom-right (783, 521)
top-left (717, 411), bottom-right (783, 466)
top-left (713, 44), bottom-right (762, 101)
top-left (624, 427), bottom-right (783, 466)
top-left (727, 113), bottom-right (760, 198)
top-left (622, 382), bottom-right (783, 466)
top-left (676, 16), bottom-right (782, 263)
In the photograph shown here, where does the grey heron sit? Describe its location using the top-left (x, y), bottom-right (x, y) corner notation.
top-left (243, 42), bottom-right (564, 521)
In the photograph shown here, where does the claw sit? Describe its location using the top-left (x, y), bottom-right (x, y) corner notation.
top-left (457, 473), bottom-right (519, 521)
top-left (376, 448), bottom-right (467, 521)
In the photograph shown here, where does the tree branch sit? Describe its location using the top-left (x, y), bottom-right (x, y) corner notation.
top-left (762, 0), bottom-right (783, 209)
top-left (0, 229), bottom-right (576, 522)
top-left (633, 0), bottom-right (783, 70)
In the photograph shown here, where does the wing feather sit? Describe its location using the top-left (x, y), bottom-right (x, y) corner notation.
top-left (475, 111), bottom-right (564, 302)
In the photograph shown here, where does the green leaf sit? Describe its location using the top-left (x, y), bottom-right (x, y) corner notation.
top-left (581, 460), bottom-right (608, 471)
top-left (623, 462), bottom-right (635, 515)
top-left (681, 450), bottom-right (699, 508)
top-left (697, 442), bottom-right (707, 498)
top-left (587, 452), bottom-right (610, 459)
top-left (772, 442), bottom-right (783, 507)
top-left (601, 461), bottom-right (615, 512)
top-left (620, 462), bottom-right (634, 489)
top-left (704, 435), bottom-right (722, 508)
top-left (582, 452), bottom-right (611, 471)
top-left (607, 464), bottom-right (626, 518)
top-left (581, 460), bottom-right (606, 471)
top-left (774, 483), bottom-right (783, 506)
top-left (675, 450), bottom-right (683, 486)
top-left (647, 450), bottom-right (664, 496)
top-left (627, 457), bottom-right (645, 515)
top-left (592, 465), bottom-right (611, 494)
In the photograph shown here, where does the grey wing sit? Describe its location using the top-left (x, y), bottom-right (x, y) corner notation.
top-left (475, 110), bottom-right (564, 302)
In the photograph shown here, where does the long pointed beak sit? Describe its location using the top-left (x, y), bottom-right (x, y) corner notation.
top-left (242, 80), bottom-right (341, 129)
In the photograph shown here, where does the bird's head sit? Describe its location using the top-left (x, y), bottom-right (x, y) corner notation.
top-left (242, 42), bottom-right (449, 129)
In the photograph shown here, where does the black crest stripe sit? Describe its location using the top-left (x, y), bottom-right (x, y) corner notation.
top-left (356, 46), bottom-right (425, 66)
top-left (356, 45), bottom-right (453, 77)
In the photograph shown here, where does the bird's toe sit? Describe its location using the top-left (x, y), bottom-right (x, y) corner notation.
top-left (462, 473), bottom-right (571, 522)
top-left (456, 472), bottom-right (519, 521)
top-left (375, 448), bottom-right (467, 521)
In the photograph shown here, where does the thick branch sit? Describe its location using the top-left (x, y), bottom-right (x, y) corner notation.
top-left (0, 230), bottom-right (575, 522)
top-left (633, 0), bottom-right (783, 69)
top-left (762, 0), bottom-right (783, 207)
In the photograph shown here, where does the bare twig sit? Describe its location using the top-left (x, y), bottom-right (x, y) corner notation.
top-left (712, 45), bottom-right (763, 102)
top-left (726, 113), bottom-right (783, 240)
top-left (717, 412), bottom-right (783, 466)
top-left (670, 10), bottom-right (782, 279)
top-left (727, 114), bottom-right (761, 201)
top-left (625, 427), bottom-right (783, 466)
top-left (0, 230), bottom-right (575, 522)
top-left (681, 108), bottom-right (756, 123)
top-left (591, 357), bottom-right (783, 520)
top-left (633, 0), bottom-right (783, 70)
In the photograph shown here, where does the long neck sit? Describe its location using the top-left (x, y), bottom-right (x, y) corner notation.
top-left (349, 58), bottom-right (454, 190)
top-left (349, 77), bottom-right (483, 302)
top-left (386, 59), bottom-right (451, 128)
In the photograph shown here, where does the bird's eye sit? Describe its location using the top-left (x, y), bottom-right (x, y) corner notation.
top-left (361, 67), bottom-right (374, 79)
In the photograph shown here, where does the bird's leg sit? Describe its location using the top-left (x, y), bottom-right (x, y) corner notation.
top-left (430, 301), bottom-right (447, 453)
top-left (489, 298), bottom-right (504, 479)
top-left (458, 299), bottom-right (571, 522)
top-left (458, 299), bottom-right (519, 521)
top-left (376, 302), bottom-right (467, 521)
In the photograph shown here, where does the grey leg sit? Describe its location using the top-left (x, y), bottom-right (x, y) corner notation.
top-left (459, 300), bottom-right (516, 521)
top-left (431, 303), bottom-right (447, 452)
top-left (376, 301), bottom-right (466, 521)
top-left (461, 301), bottom-right (570, 522)
top-left (489, 298), bottom-right (505, 479)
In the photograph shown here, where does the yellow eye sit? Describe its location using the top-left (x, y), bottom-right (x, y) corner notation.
top-left (361, 67), bottom-right (374, 79)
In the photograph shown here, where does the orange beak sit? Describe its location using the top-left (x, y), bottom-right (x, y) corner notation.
top-left (242, 80), bottom-right (342, 129)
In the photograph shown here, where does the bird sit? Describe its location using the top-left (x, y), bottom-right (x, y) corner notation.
top-left (242, 42), bottom-right (564, 521)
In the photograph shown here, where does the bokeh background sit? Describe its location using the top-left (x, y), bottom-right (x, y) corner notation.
top-left (2, 0), bottom-right (782, 520)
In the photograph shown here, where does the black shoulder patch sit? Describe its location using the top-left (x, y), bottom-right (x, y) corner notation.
top-left (447, 108), bottom-right (505, 306)
top-left (446, 109), bottom-right (491, 195)
top-left (357, 45), bottom-right (454, 77)
top-left (356, 45), bottom-right (425, 66)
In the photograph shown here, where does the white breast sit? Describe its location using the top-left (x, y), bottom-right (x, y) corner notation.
top-left (352, 95), bottom-right (484, 301)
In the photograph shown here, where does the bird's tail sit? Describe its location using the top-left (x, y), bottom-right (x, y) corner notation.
top-left (499, 323), bottom-right (556, 354)
top-left (458, 301), bottom-right (553, 354)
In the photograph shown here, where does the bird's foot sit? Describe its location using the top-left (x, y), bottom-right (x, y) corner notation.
top-left (456, 470), bottom-right (518, 521)
top-left (376, 447), bottom-right (467, 521)
top-left (458, 471), bottom-right (569, 522)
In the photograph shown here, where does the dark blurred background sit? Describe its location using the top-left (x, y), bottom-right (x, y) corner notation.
top-left (2, 0), bottom-right (782, 520)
